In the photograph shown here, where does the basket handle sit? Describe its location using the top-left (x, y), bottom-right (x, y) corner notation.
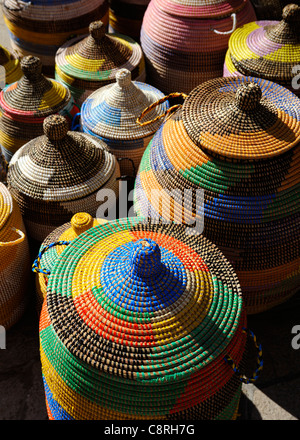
top-left (0, 227), bottom-right (25, 247)
top-left (224, 327), bottom-right (263, 384)
top-left (116, 157), bottom-right (137, 180)
top-left (136, 92), bottom-right (187, 127)
top-left (71, 112), bottom-right (81, 131)
top-left (32, 240), bottom-right (70, 275)
top-left (3, 0), bottom-right (32, 11)
top-left (211, 13), bottom-right (237, 35)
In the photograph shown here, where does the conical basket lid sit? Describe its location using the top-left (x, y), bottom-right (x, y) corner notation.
top-left (8, 114), bottom-right (117, 202)
top-left (81, 68), bottom-right (168, 140)
top-left (55, 21), bottom-right (144, 83)
top-left (153, 0), bottom-right (248, 18)
top-left (181, 76), bottom-right (300, 160)
top-left (1, 56), bottom-right (72, 116)
top-left (228, 4), bottom-right (300, 82)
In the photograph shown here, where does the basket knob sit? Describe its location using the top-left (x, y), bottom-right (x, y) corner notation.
top-left (43, 114), bottom-right (69, 141)
top-left (282, 4), bottom-right (300, 24)
top-left (89, 21), bottom-right (106, 41)
top-left (20, 55), bottom-right (42, 79)
top-left (116, 69), bottom-right (132, 88)
top-left (129, 238), bottom-right (162, 278)
top-left (71, 212), bottom-right (94, 235)
top-left (235, 82), bottom-right (262, 111)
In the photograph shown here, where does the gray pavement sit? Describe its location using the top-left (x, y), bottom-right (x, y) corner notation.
top-left (0, 4), bottom-right (299, 421)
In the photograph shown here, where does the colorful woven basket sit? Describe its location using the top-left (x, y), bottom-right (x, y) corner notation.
top-left (36, 217), bottom-right (263, 420)
top-left (0, 56), bottom-right (79, 163)
top-left (134, 77), bottom-right (300, 315)
top-left (2, 0), bottom-right (109, 77)
top-left (80, 68), bottom-right (168, 175)
top-left (55, 20), bottom-right (146, 107)
top-left (250, 0), bottom-right (292, 20)
top-left (0, 45), bottom-right (22, 88)
top-left (0, 182), bottom-right (30, 329)
top-left (140, 0), bottom-right (256, 94)
top-left (224, 4), bottom-right (300, 96)
top-left (109, 0), bottom-right (150, 42)
top-left (7, 114), bottom-right (121, 242)
top-left (35, 212), bottom-right (108, 313)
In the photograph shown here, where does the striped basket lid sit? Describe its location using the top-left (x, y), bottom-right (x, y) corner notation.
top-left (0, 46), bottom-right (22, 87)
top-left (39, 217), bottom-right (248, 418)
top-left (81, 68), bottom-right (168, 140)
top-left (0, 182), bottom-right (13, 233)
top-left (0, 56), bottom-right (75, 117)
top-left (55, 21), bottom-right (145, 87)
top-left (151, 0), bottom-right (250, 18)
top-left (228, 4), bottom-right (300, 84)
top-left (7, 114), bottom-right (118, 202)
top-left (181, 76), bottom-right (300, 160)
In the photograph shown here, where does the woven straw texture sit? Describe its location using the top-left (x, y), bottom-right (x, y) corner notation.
top-left (109, 0), bottom-right (150, 41)
top-left (0, 56), bottom-right (79, 163)
top-left (2, 0), bottom-right (109, 77)
top-left (55, 20), bottom-right (146, 107)
top-left (140, 0), bottom-right (256, 94)
top-left (39, 217), bottom-right (248, 419)
top-left (250, 0), bottom-right (292, 20)
top-left (7, 114), bottom-right (121, 242)
top-left (0, 182), bottom-right (30, 329)
top-left (35, 213), bottom-right (108, 313)
top-left (224, 4), bottom-right (300, 96)
top-left (0, 45), bottom-right (22, 87)
top-left (80, 68), bottom-right (168, 175)
top-left (134, 76), bottom-right (300, 315)
top-left (0, 152), bottom-right (7, 184)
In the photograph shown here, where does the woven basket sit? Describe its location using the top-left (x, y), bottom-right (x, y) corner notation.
top-left (134, 77), bottom-right (300, 315)
top-left (7, 114), bottom-right (121, 242)
top-left (250, 0), bottom-right (292, 20)
top-left (2, 0), bottom-right (109, 77)
top-left (0, 182), bottom-right (30, 329)
top-left (35, 212), bottom-right (108, 313)
top-left (55, 20), bottom-right (146, 107)
top-left (0, 45), bottom-right (22, 87)
top-left (80, 68), bottom-right (168, 175)
top-left (224, 4), bottom-right (300, 96)
top-left (140, 0), bottom-right (256, 94)
top-left (0, 152), bottom-right (8, 184)
top-left (109, 0), bottom-right (150, 41)
top-left (0, 56), bottom-right (79, 163)
top-left (37, 217), bottom-right (263, 420)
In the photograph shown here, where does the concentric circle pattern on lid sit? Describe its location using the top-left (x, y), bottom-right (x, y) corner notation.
top-left (227, 4), bottom-right (300, 85)
top-left (40, 218), bottom-right (247, 419)
top-left (182, 76), bottom-right (300, 159)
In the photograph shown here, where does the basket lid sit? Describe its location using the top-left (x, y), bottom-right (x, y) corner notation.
top-left (0, 182), bottom-right (13, 232)
top-left (55, 21), bottom-right (144, 83)
top-left (152, 0), bottom-right (248, 18)
top-left (44, 218), bottom-right (244, 384)
top-left (228, 4), bottom-right (300, 82)
top-left (0, 56), bottom-right (72, 116)
top-left (0, 46), bottom-right (22, 86)
top-left (7, 114), bottom-right (117, 202)
top-left (181, 76), bottom-right (300, 160)
top-left (81, 68), bottom-right (168, 140)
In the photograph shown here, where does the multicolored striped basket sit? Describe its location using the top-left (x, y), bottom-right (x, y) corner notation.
top-left (224, 4), bottom-right (300, 96)
top-left (2, 0), bottom-right (109, 77)
top-left (36, 217), bottom-right (263, 420)
top-left (134, 77), bottom-right (300, 315)
top-left (80, 68), bottom-right (169, 175)
top-left (140, 0), bottom-right (256, 94)
top-left (0, 56), bottom-right (79, 163)
top-left (7, 114), bottom-right (121, 242)
top-left (35, 212), bottom-right (108, 313)
top-left (55, 20), bottom-right (146, 107)
top-left (250, 0), bottom-right (291, 20)
top-left (0, 45), bottom-right (22, 88)
top-left (0, 182), bottom-right (30, 329)
top-left (109, 0), bottom-right (150, 42)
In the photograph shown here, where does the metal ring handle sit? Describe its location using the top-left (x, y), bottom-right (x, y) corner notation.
top-left (224, 327), bottom-right (263, 384)
top-left (211, 13), bottom-right (237, 35)
top-left (116, 157), bottom-right (137, 179)
top-left (0, 227), bottom-right (25, 247)
top-left (32, 240), bottom-right (70, 275)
